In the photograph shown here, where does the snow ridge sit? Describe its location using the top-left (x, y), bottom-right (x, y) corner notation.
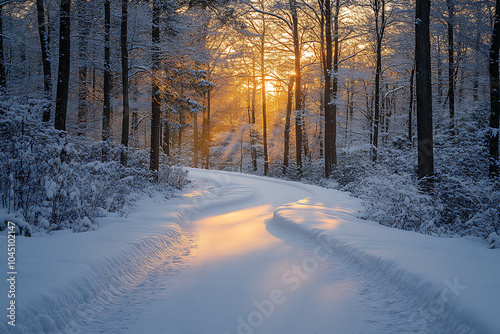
top-left (270, 200), bottom-right (491, 334)
top-left (0, 224), bottom-right (190, 334)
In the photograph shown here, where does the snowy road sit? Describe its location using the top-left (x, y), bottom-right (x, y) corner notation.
top-left (80, 170), bottom-right (438, 334)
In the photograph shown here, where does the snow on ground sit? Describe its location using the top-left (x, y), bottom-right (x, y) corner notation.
top-left (0, 169), bottom-right (498, 333)
top-left (271, 190), bottom-right (500, 334)
top-left (0, 191), bottom-right (189, 333)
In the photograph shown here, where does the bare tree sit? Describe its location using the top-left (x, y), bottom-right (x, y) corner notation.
top-left (446, 0), bottom-right (455, 131)
top-left (415, 0), bottom-right (434, 188)
top-left (290, 0), bottom-right (304, 170)
top-left (489, 0), bottom-right (500, 177)
top-left (77, 0), bottom-right (90, 136)
top-left (0, 3), bottom-right (5, 91)
top-left (37, 0), bottom-right (52, 122)
top-left (320, 0), bottom-right (336, 177)
top-left (283, 75), bottom-right (295, 173)
top-left (150, 0), bottom-right (161, 173)
top-left (102, 0), bottom-right (111, 143)
top-left (120, 0), bottom-right (130, 165)
top-left (55, 0), bottom-right (71, 131)
top-left (371, 0), bottom-right (388, 162)
top-left (260, 14), bottom-right (269, 175)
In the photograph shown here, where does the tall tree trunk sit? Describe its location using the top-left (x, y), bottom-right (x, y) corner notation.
top-left (77, 0), bottom-right (89, 136)
top-left (372, 0), bottom-right (385, 163)
top-left (409, 66), bottom-right (415, 142)
top-left (205, 89), bottom-right (211, 169)
top-left (202, 102), bottom-right (207, 168)
top-left (261, 22), bottom-right (268, 175)
top-left (120, 0), bottom-right (130, 165)
top-left (437, 35), bottom-right (443, 108)
top-left (489, 0), bottom-right (500, 177)
top-left (179, 112), bottom-right (184, 152)
top-left (251, 58), bottom-right (257, 172)
top-left (283, 75), bottom-right (295, 173)
top-left (150, 0), bottom-right (161, 173)
top-left (102, 0), bottom-right (111, 143)
top-left (0, 5), bottom-right (5, 91)
top-left (332, 0), bottom-right (339, 166)
top-left (446, 0), bottom-right (455, 128)
top-left (473, 10), bottom-right (481, 103)
top-left (290, 0), bottom-right (302, 170)
top-left (384, 84), bottom-right (392, 143)
top-left (319, 88), bottom-right (324, 159)
top-left (37, 0), bottom-right (52, 122)
top-left (55, 0), bottom-right (71, 131)
top-left (131, 110), bottom-right (138, 147)
top-left (302, 100), bottom-right (309, 161)
top-left (415, 0), bottom-right (434, 187)
top-left (319, 10), bottom-right (325, 161)
top-left (193, 111), bottom-right (198, 167)
top-left (473, 54), bottom-right (479, 102)
top-left (163, 119), bottom-right (170, 155)
top-left (323, 0), bottom-right (334, 177)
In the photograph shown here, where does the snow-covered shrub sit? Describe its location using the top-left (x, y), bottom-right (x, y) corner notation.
top-left (338, 107), bottom-right (500, 240)
top-left (0, 99), bottom-right (187, 235)
top-left (158, 165), bottom-right (188, 189)
top-left (0, 210), bottom-right (32, 237)
top-left (346, 164), bottom-right (442, 234)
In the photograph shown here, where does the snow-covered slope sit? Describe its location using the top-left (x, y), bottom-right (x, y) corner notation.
top-left (0, 192), bottom-right (192, 333)
top-left (270, 190), bottom-right (500, 334)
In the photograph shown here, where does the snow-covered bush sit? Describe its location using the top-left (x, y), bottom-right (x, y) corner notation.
top-left (339, 108), bottom-right (500, 240)
top-left (346, 163), bottom-right (443, 234)
top-left (0, 99), bottom-right (187, 235)
top-left (158, 165), bottom-right (189, 189)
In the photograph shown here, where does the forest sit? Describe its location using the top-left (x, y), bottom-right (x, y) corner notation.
top-left (0, 0), bottom-right (499, 243)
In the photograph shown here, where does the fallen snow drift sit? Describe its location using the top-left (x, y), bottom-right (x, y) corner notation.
top-left (270, 191), bottom-right (500, 334)
top-left (0, 192), bottom-right (193, 334)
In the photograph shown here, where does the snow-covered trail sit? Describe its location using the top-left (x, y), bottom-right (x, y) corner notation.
top-left (81, 170), bottom-right (434, 334)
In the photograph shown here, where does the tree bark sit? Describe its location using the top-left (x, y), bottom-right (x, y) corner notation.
top-left (77, 0), bottom-right (89, 136)
top-left (290, 0), bottom-right (302, 170)
top-left (120, 0), bottom-right (130, 165)
top-left (489, 0), bottom-right (500, 177)
top-left (446, 0), bottom-right (455, 127)
top-left (319, 9), bottom-right (325, 161)
top-left (372, 0), bottom-right (385, 163)
top-left (37, 0), bottom-right (52, 122)
top-left (102, 0), bottom-right (111, 142)
top-left (409, 66), bottom-right (415, 142)
top-left (205, 89), bottom-right (211, 169)
top-left (261, 21), bottom-right (268, 175)
top-left (415, 0), bottom-right (434, 187)
top-left (0, 5), bottom-right (5, 91)
top-left (331, 0), bottom-right (339, 166)
top-left (283, 75), bottom-right (295, 173)
top-left (323, 0), bottom-right (334, 177)
top-left (163, 119), bottom-right (170, 155)
top-left (251, 58), bottom-right (257, 172)
top-left (150, 0), bottom-right (161, 173)
top-left (55, 0), bottom-right (71, 131)
top-left (437, 36), bottom-right (443, 107)
top-left (193, 110), bottom-right (198, 167)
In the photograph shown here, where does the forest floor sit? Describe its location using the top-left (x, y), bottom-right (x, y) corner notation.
top-left (0, 169), bottom-right (499, 334)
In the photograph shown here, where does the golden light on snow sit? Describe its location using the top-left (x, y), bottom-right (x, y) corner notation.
top-left (195, 205), bottom-right (276, 260)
